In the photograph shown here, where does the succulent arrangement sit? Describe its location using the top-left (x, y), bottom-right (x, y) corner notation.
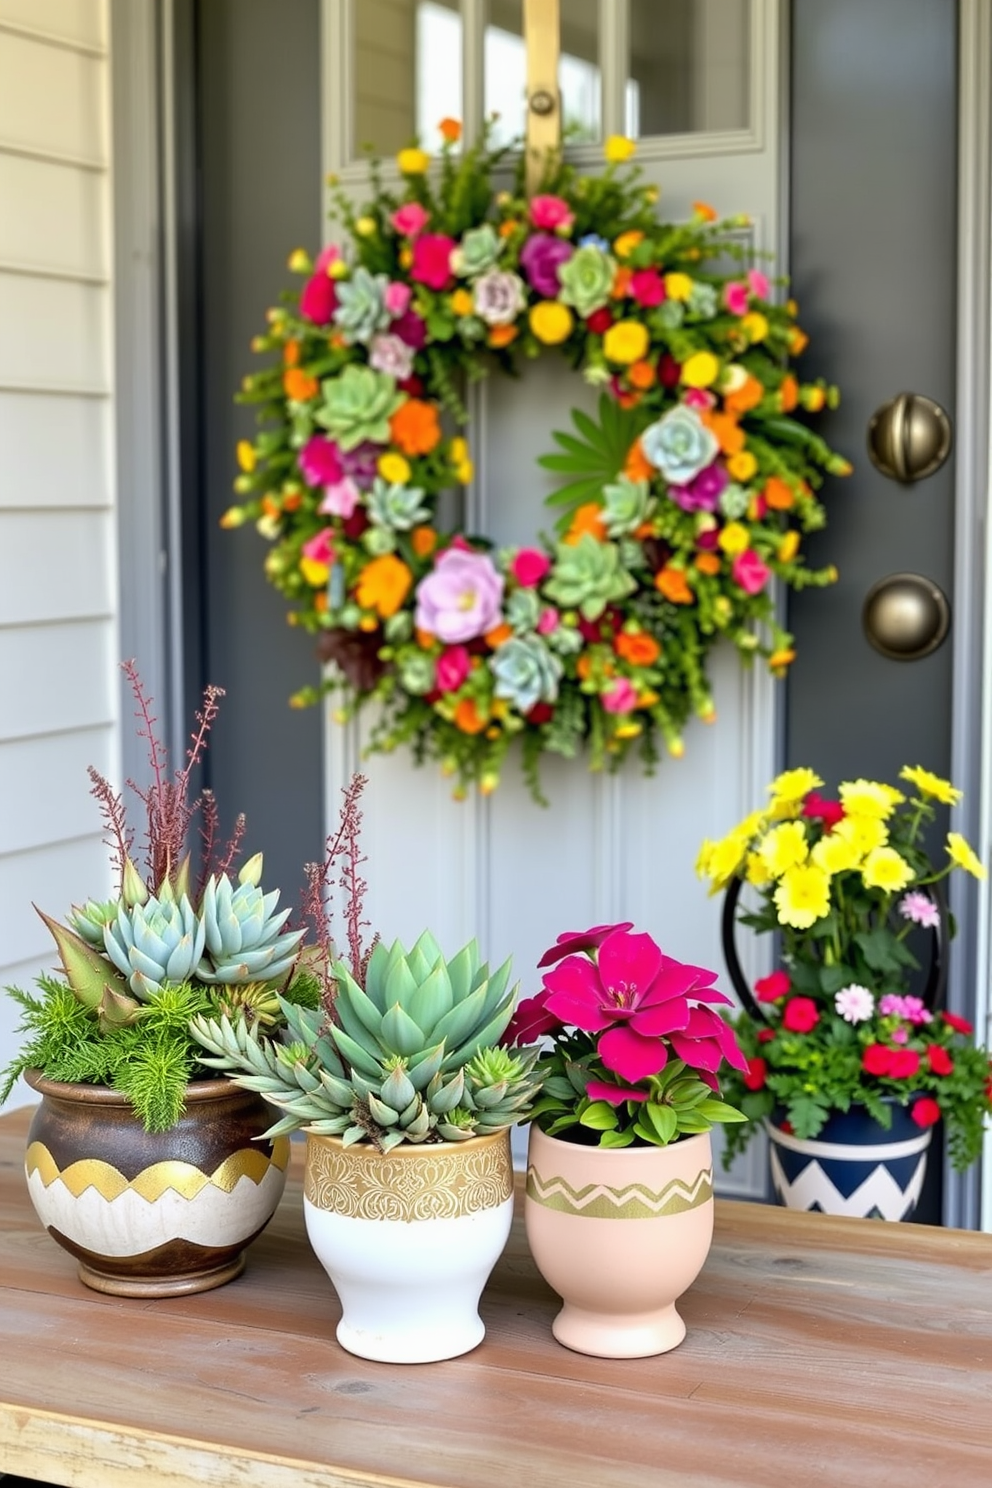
top-left (1, 664), bottom-right (315, 1131)
top-left (191, 777), bottom-right (542, 1149)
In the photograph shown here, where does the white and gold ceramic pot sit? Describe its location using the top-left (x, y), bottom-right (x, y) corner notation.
top-left (303, 1129), bottom-right (514, 1363)
top-left (24, 1071), bottom-right (289, 1297)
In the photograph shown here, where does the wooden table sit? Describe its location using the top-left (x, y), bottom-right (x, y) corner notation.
top-left (2, 1107), bottom-right (991, 1488)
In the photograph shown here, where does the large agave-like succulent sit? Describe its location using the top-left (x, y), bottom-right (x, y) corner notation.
top-left (197, 856), bottom-right (304, 986)
top-left (103, 882), bottom-right (206, 1001)
top-left (191, 932), bottom-right (543, 1149)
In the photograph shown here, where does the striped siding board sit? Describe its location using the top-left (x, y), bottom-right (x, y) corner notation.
top-left (0, 0), bottom-right (118, 1108)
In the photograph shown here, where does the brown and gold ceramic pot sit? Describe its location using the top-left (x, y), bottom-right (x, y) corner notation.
top-left (24, 1071), bottom-right (289, 1297)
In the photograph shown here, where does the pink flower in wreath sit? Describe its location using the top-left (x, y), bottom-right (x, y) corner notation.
top-left (384, 281), bottom-right (413, 317)
top-left (299, 434), bottom-right (343, 488)
top-left (732, 549), bottom-right (771, 596)
top-left (601, 678), bottom-right (638, 714)
top-left (414, 548), bottom-right (504, 643)
top-left (630, 268), bottom-right (666, 307)
top-left (529, 194), bottom-right (575, 233)
top-left (723, 281), bottom-right (750, 316)
top-left (748, 268), bottom-right (770, 299)
top-left (318, 477), bottom-right (360, 519)
top-left (302, 528), bottom-right (335, 566)
top-left (411, 233), bottom-right (457, 291)
top-left (435, 645), bottom-right (472, 693)
top-left (511, 548), bottom-right (551, 587)
top-left (536, 606), bottom-right (560, 635)
top-left (391, 202), bottom-right (430, 237)
top-left (299, 245), bottom-right (341, 324)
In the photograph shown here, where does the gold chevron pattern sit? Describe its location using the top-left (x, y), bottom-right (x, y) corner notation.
top-left (25, 1138), bottom-right (291, 1203)
top-left (525, 1164), bottom-right (714, 1219)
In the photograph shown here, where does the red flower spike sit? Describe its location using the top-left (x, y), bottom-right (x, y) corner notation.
top-left (743, 1056), bottom-right (767, 1091)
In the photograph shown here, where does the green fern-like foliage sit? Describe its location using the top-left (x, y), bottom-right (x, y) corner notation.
top-left (537, 394), bottom-right (646, 532)
top-left (3, 975), bottom-right (225, 1132)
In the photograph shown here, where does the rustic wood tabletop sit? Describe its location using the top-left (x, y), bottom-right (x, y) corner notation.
top-left (1, 1105), bottom-right (991, 1488)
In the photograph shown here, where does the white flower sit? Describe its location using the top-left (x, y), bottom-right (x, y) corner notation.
top-left (472, 269), bottom-right (526, 326)
top-left (368, 332), bottom-right (415, 381)
top-left (834, 983), bottom-right (875, 1024)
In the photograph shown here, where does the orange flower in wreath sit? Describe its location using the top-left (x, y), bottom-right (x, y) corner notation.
top-left (565, 502), bottom-right (608, 545)
top-left (390, 398), bottom-right (442, 456)
top-left (655, 566), bottom-right (694, 605)
top-left (615, 631), bottom-right (661, 666)
top-left (283, 367), bottom-right (319, 402)
top-left (454, 698), bottom-right (488, 734)
top-left (355, 554), bottom-right (412, 618)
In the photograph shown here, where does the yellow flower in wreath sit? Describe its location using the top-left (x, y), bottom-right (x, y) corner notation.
top-left (378, 452), bottom-right (411, 485)
top-left (356, 554), bottom-right (413, 618)
top-left (397, 147), bottom-right (430, 174)
top-left (681, 351), bottom-right (720, 389)
top-left (529, 301), bottom-right (574, 345)
top-left (603, 320), bottom-right (649, 365)
top-left (604, 134), bottom-right (636, 163)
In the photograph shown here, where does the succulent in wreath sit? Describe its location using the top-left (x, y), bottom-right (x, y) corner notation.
top-left (197, 856), bottom-right (304, 986)
top-left (190, 931), bottom-right (543, 1150)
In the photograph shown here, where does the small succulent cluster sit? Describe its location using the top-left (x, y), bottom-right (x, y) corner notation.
top-left (192, 932), bottom-right (542, 1150)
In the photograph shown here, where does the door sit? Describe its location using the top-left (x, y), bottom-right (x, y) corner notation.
top-left (186, 0), bottom-right (965, 1210)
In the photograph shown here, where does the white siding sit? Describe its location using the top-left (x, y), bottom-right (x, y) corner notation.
top-left (0, 0), bottom-right (117, 1111)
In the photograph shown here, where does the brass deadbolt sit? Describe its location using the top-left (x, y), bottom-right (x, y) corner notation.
top-left (867, 392), bottom-right (952, 483)
top-left (529, 89), bottom-right (557, 116)
top-left (862, 573), bottom-right (950, 660)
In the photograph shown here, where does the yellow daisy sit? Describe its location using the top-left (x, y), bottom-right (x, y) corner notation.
top-left (900, 765), bottom-right (963, 806)
top-left (745, 852), bottom-right (773, 888)
top-left (704, 832), bottom-right (751, 888)
top-left (947, 832), bottom-right (987, 880)
top-left (769, 767), bottom-right (823, 806)
top-left (811, 832), bottom-right (861, 876)
top-left (861, 847), bottom-right (914, 894)
top-left (831, 814), bottom-right (888, 860)
top-left (774, 864), bottom-right (832, 929)
top-left (758, 821), bottom-right (810, 878)
top-left (839, 779), bottom-right (904, 818)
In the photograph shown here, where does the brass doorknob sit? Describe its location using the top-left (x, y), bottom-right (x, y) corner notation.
top-left (867, 392), bottom-right (952, 483)
top-left (862, 573), bottom-right (950, 660)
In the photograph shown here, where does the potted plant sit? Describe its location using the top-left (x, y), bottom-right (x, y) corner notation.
top-left (698, 765), bottom-right (992, 1220)
top-left (502, 921), bottom-right (747, 1359)
top-left (1, 664), bottom-right (312, 1295)
top-left (191, 775), bottom-right (542, 1363)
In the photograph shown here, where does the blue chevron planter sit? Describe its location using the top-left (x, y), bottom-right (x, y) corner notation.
top-left (766, 1104), bottom-right (932, 1221)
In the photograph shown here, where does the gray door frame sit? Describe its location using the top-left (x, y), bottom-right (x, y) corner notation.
top-left (110, 0), bottom-right (992, 1228)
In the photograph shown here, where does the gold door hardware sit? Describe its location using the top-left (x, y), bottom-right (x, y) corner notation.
top-left (524, 0), bottom-right (561, 194)
top-left (867, 392), bottom-right (952, 483)
top-left (862, 573), bottom-right (950, 660)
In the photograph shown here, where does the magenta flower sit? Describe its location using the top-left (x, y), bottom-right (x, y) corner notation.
top-left (669, 1005), bottom-right (748, 1074)
top-left (414, 548), bottom-right (504, 643)
top-left (669, 461), bottom-right (728, 514)
top-left (541, 929), bottom-right (729, 1083)
top-left (299, 434), bottom-right (344, 488)
top-left (586, 1078), bottom-right (649, 1106)
top-left (391, 309), bottom-right (428, 350)
top-left (384, 281), bottom-right (413, 317)
top-left (511, 548), bottom-right (552, 588)
top-left (501, 991), bottom-right (563, 1046)
top-left (299, 246), bottom-right (341, 325)
top-left (435, 645), bottom-right (471, 693)
top-left (536, 606), bottom-right (559, 635)
top-left (519, 234), bottom-right (574, 297)
top-left (537, 922), bottom-right (634, 969)
top-left (302, 528), bottom-right (335, 566)
top-left (630, 268), bottom-right (666, 307)
top-left (683, 388), bottom-right (717, 411)
top-left (529, 194), bottom-right (575, 233)
top-left (411, 234), bottom-right (456, 291)
top-left (391, 202), bottom-right (429, 237)
top-left (723, 281), bottom-right (749, 316)
top-left (602, 678), bottom-right (638, 714)
top-left (732, 549), bottom-right (771, 596)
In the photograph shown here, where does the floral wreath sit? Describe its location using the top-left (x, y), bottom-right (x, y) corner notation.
top-left (227, 122), bottom-right (849, 801)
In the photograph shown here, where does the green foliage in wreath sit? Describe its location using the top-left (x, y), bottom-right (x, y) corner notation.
top-left (227, 123), bottom-right (849, 801)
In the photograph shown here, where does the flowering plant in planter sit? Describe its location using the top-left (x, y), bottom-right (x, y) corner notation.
top-left (1, 663), bottom-right (316, 1131)
top-left (503, 922), bottom-right (747, 1146)
top-left (697, 765), bottom-right (992, 1169)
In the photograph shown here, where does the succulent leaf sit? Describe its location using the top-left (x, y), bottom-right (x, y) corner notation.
top-left (380, 1002), bottom-right (428, 1057)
